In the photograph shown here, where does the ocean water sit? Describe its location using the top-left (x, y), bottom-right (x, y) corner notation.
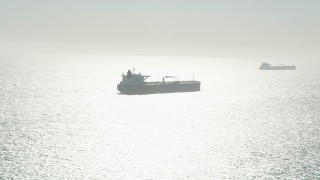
top-left (0, 53), bottom-right (320, 179)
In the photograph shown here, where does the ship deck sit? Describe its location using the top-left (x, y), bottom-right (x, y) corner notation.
top-left (144, 81), bottom-right (200, 86)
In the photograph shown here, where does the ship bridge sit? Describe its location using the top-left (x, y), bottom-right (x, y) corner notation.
top-left (120, 69), bottom-right (150, 85)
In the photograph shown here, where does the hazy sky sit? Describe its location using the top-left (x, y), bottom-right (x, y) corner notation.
top-left (1, 0), bottom-right (319, 57)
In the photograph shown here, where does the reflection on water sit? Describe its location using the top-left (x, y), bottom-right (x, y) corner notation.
top-left (0, 54), bottom-right (320, 179)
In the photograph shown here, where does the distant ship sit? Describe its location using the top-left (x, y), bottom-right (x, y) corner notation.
top-left (117, 69), bottom-right (201, 95)
top-left (259, 62), bottom-right (296, 70)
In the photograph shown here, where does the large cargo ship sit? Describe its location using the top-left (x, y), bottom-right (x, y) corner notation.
top-left (259, 62), bottom-right (296, 70)
top-left (117, 69), bottom-right (201, 95)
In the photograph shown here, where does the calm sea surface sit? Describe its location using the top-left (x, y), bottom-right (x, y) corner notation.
top-left (0, 53), bottom-right (320, 179)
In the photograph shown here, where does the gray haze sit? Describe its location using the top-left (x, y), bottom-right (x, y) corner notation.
top-left (1, 1), bottom-right (320, 179)
top-left (1, 0), bottom-right (320, 59)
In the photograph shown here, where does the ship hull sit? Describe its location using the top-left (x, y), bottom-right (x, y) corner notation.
top-left (117, 82), bottom-right (200, 95)
top-left (259, 66), bottom-right (296, 70)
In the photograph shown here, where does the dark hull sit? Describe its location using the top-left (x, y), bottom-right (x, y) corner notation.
top-left (117, 82), bottom-right (200, 95)
top-left (260, 66), bottom-right (296, 70)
